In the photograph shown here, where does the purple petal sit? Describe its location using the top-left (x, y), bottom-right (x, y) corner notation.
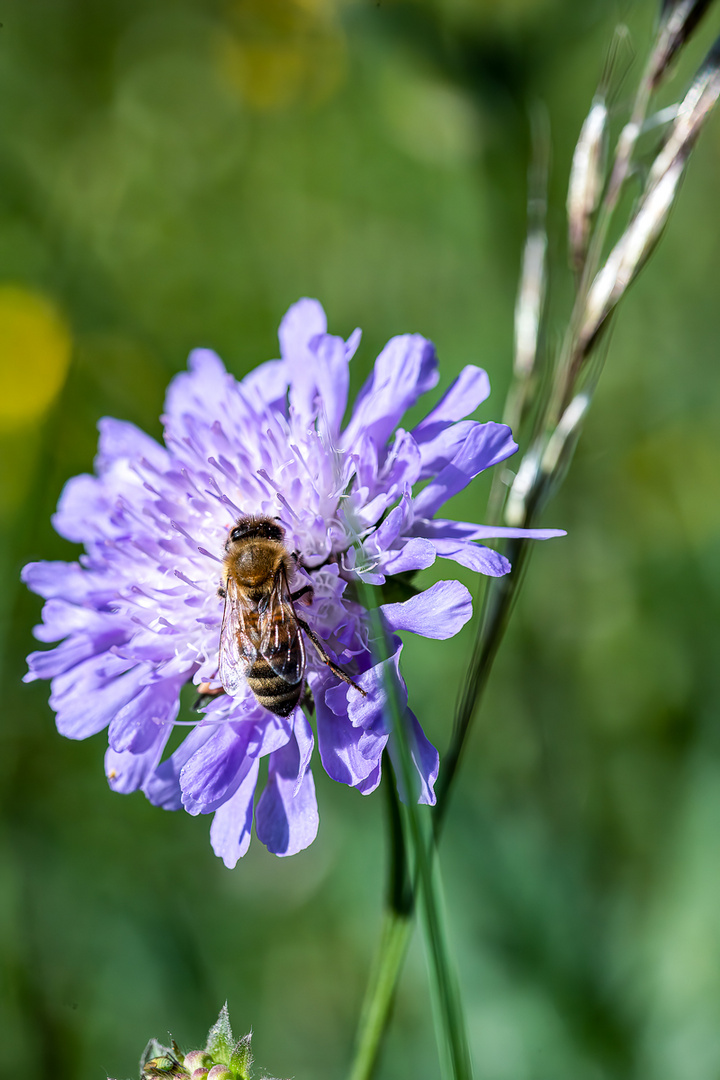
top-left (315, 683), bottom-right (387, 789)
top-left (278, 297), bottom-right (327, 358)
top-left (326, 645), bottom-right (405, 730)
top-left (25, 625), bottom-right (127, 681)
top-left (412, 420), bottom-right (478, 480)
top-left (240, 359), bottom-right (289, 411)
top-left (429, 538), bottom-right (511, 577)
top-left (209, 759), bottom-right (260, 868)
top-left (21, 561), bottom-right (111, 603)
top-left (143, 724), bottom-right (217, 810)
top-left (416, 365), bottom-right (491, 427)
top-left (412, 365), bottom-right (492, 477)
top-left (342, 334), bottom-right (439, 450)
top-left (411, 518), bottom-right (566, 541)
top-left (293, 711), bottom-right (315, 794)
top-left (162, 347), bottom-right (230, 430)
top-left (279, 299), bottom-right (356, 435)
top-left (108, 678), bottom-right (182, 754)
top-left (52, 474), bottom-right (111, 543)
top-left (255, 734), bottom-right (319, 856)
top-left (380, 537), bottom-right (437, 576)
top-left (96, 417), bottom-right (168, 473)
top-left (389, 710), bottom-right (439, 805)
top-left (381, 580), bottom-right (473, 640)
top-left (51, 660), bottom-right (145, 739)
top-left (105, 728), bottom-right (170, 795)
top-left (412, 421), bottom-right (517, 518)
top-left (180, 723), bottom-right (254, 814)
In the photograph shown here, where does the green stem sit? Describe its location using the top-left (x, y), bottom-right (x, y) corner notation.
top-left (435, 535), bottom-right (532, 837)
top-left (348, 909), bottom-right (414, 1080)
top-left (349, 768), bottom-right (414, 1080)
top-left (349, 581), bottom-right (473, 1080)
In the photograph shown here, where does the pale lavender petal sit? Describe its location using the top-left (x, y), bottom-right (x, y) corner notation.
top-left (412, 365), bottom-right (492, 476)
top-left (108, 678), bottom-right (182, 753)
top-left (25, 626), bottom-right (126, 681)
top-left (412, 421), bottom-right (517, 518)
top-left (293, 711), bottom-right (315, 794)
top-left (52, 474), bottom-right (111, 543)
top-left (21, 561), bottom-right (111, 603)
top-left (162, 347), bottom-right (230, 429)
top-left (255, 734), bottom-right (319, 856)
top-left (240, 359), bottom-right (289, 411)
top-left (412, 420), bottom-right (477, 480)
top-left (278, 296), bottom-right (327, 358)
top-left (430, 538), bottom-right (511, 577)
top-left (412, 518), bottom-right (566, 541)
top-left (417, 365), bottom-right (491, 427)
top-left (52, 661), bottom-right (145, 739)
top-left (345, 326), bottom-right (362, 361)
top-left (315, 687), bottom-right (385, 788)
top-left (342, 334), bottom-right (439, 450)
top-left (380, 537), bottom-right (437, 575)
top-left (143, 724), bottom-right (217, 810)
top-left (180, 723), bottom-right (253, 814)
top-left (209, 759), bottom-right (260, 868)
top-left (96, 417), bottom-right (168, 473)
top-left (381, 580), bottom-right (473, 640)
top-left (105, 727), bottom-right (169, 795)
top-left (389, 710), bottom-right (439, 805)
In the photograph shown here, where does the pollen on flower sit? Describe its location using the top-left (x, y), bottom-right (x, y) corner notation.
top-left (22, 298), bottom-right (563, 866)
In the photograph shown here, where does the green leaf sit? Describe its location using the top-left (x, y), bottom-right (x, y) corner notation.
top-left (206, 1003), bottom-right (234, 1066)
top-left (229, 1032), bottom-right (254, 1080)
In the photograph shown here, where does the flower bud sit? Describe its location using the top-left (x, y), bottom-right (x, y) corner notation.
top-left (567, 97), bottom-right (607, 272)
top-left (184, 1053), bottom-right (213, 1072)
top-left (207, 1066), bottom-right (234, 1080)
top-left (190, 1071), bottom-right (209, 1080)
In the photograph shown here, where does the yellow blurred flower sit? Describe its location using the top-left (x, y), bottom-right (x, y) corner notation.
top-left (0, 285), bottom-right (72, 431)
top-left (217, 0), bottom-right (346, 110)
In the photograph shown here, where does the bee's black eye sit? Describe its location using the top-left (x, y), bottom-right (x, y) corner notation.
top-left (230, 527), bottom-right (244, 542)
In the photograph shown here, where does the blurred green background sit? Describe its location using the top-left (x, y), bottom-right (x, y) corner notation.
top-left (2, 0), bottom-right (720, 1078)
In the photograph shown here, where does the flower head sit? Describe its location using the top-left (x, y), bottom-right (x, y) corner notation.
top-left (24, 299), bottom-right (562, 866)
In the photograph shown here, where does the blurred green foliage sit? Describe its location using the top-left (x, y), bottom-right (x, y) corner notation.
top-left (2, 1), bottom-right (720, 1078)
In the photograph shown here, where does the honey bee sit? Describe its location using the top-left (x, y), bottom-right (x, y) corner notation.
top-left (216, 515), bottom-right (366, 716)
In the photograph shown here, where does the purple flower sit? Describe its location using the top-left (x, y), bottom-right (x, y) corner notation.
top-left (23, 299), bottom-right (563, 867)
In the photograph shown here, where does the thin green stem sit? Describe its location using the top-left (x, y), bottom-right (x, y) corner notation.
top-left (435, 535), bottom-right (532, 837)
top-left (348, 909), bottom-right (414, 1080)
top-left (350, 580), bottom-right (473, 1080)
top-left (349, 768), bottom-right (414, 1080)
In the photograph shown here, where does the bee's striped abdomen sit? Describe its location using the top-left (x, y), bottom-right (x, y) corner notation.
top-left (246, 656), bottom-right (303, 716)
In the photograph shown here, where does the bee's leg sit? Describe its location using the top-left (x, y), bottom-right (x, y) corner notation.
top-left (217, 585), bottom-right (226, 599)
top-left (291, 584), bottom-right (313, 604)
top-left (296, 617), bottom-right (367, 697)
top-left (192, 683), bottom-right (226, 711)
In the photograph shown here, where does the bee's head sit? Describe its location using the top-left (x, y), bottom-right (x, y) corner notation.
top-left (228, 516), bottom-right (285, 545)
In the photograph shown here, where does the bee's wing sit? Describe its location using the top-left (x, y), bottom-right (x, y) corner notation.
top-left (218, 578), bottom-right (257, 696)
top-left (259, 570), bottom-right (305, 686)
